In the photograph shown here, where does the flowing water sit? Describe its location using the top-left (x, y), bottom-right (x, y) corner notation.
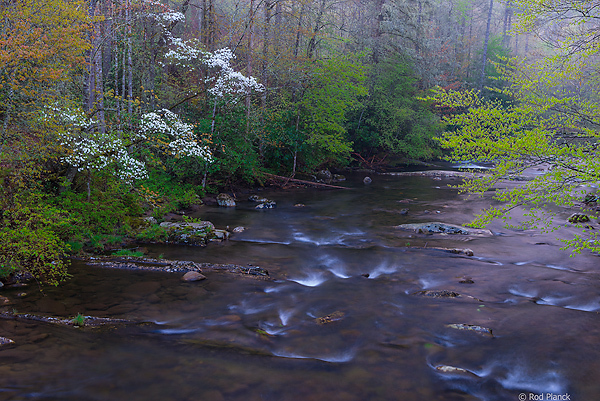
top-left (1, 170), bottom-right (600, 401)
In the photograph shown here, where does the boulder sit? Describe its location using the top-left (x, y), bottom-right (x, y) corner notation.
top-left (316, 169), bottom-right (333, 184)
top-left (332, 174), bottom-right (346, 182)
top-left (395, 222), bottom-right (493, 237)
top-left (159, 221), bottom-right (215, 245)
top-left (232, 226), bottom-right (245, 233)
top-left (216, 193), bottom-right (236, 207)
top-left (363, 176), bottom-right (372, 184)
top-left (182, 271), bottom-right (207, 282)
top-left (568, 213), bottom-right (590, 223)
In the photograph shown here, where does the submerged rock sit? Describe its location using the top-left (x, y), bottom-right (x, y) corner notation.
top-left (216, 193), bottom-right (236, 207)
top-left (315, 311), bottom-right (345, 325)
top-left (434, 365), bottom-right (480, 379)
top-left (447, 248), bottom-right (474, 257)
top-left (395, 222), bottom-right (493, 237)
top-left (446, 323), bottom-right (494, 337)
top-left (363, 176), bottom-right (372, 184)
top-left (332, 174), bottom-right (346, 182)
top-left (413, 290), bottom-right (461, 298)
top-left (232, 226), bottom-right (245, 233)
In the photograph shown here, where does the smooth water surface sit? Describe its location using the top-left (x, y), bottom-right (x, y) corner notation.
top-left (1, 171), bottom-right (599, 401)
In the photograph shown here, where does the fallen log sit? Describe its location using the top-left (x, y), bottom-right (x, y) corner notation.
top-left (262, 173), bottom-right (350, 190)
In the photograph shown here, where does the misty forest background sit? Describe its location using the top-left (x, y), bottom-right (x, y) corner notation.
top-left (0, 0), bottom-right (589, 284)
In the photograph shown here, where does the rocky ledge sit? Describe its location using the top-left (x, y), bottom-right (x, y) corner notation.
top-left (0, 311), bottom-right (130, 329)
top-left (82, 256), bottom-right (271, 280)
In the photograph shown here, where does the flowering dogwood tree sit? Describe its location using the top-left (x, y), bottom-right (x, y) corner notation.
top-left (44, 105), bottom-right (148, 183)
top-left (138, 109), bottom-right (212, 161)
top-left (45, 105), bottom-right (211, 185)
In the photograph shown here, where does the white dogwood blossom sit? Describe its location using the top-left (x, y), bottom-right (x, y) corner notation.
top-left (139, 109), bottom-right (213, 162)
top-left (162, 40), bottom-right (264, 97)
top-left (44, 105), bottom-right (149, 183)
top-left (60, 132), bottom-right (149, 183)
top-left (143, 0), bottom-right (184, 27)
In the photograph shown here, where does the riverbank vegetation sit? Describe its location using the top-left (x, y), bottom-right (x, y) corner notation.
top-left (1, 0), bottom-right (597, 284)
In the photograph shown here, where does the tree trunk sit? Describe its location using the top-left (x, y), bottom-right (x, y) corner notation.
top-left (126, 0), bottom-right (133, 117)
top-left (294, 3), bottom-right (305, 59)
top-left (480, 0), bottom-right (494, 92)
top-left (246, 0), bottom-right (255, 135)
top-left (307, 0), bottom-right (327, 59)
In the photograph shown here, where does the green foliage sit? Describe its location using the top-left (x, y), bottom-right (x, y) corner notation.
top-left (297, 54), bottom-right (368, 167)
top-left (209, 107), bottom-right (261, 184)
top-left (140, 168), bottom-right (204, 211)
top-left (52, 188), bottom-right (143, 240)
top-left (72, 313), bottom-right (85, 327)
top-left (425, 55), bottom-right (600, 254)
top-left (475, 36), bottom-right (512, 103)
top-left (112, 249), bottom-right (145, 257)
top-left (135, 225), bottom-right (168, 243)
top-left (347, 56), bottom-right (443, 160)
top-left (0, 192), bottom-right (70, 285)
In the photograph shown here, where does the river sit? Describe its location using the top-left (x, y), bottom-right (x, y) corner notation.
top-left (1, 169), bottom-right (599, 400)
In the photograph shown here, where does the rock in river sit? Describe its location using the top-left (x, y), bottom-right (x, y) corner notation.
top-left (255, 201), bottom-right (276, 209)
top-left (216, 193), bottom-right (236, 207)
top-left (568, 213), bottom-right (590, 223)
top-left (182, 271), bottom-right (207, 282)
top-left (316, 169), bottom-right (333, 184)
top-left (395, 222), bottom-right (493, 237)
top-left (159, 221), bottom-right (215, 245)
top-left (0, 337), bottom-right (14, 346)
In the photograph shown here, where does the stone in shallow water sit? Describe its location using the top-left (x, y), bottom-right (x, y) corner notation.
top-left (413, 290), bottom-right (461, 298)
top-left (182, 271), bottom-right (207, 282)
top-left (567, 213), bottom-right (590, 223)
top-left (315, 311), bottom-right (345, 325)
top-left (248, 194), bottom-right (269, 203)
top-left (232, 226), bottom-right (245, 233)
top-left (0, 337), bottom-right (14, 346)
top-left (395, 222), bottom-right (493, 237)
top-left (446, 323), bottom-right (493, 337)
top-left (216, 193), bottom-right (236, 207)
top-left (255, 201), bottom-right (276, 209)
